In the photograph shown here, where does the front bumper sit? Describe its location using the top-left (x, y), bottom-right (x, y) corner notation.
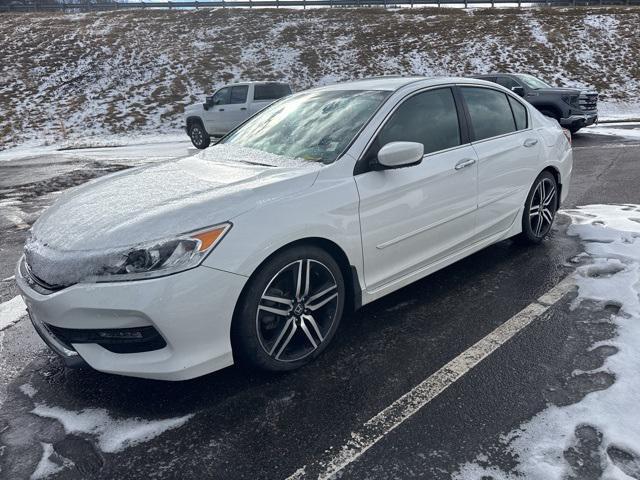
top-left (560, 113), bottom-right (597, 130)
top-left (16, 257), bottom-right (247, 381)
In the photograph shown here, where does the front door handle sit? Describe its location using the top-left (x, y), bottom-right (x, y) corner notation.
top-left (523, 138), bottom-right (538, 147)
top-left (240, 107), bottom-right (247, 111)
top-left (455, 158), bottom-right (476, 170)
top-left (218, 108), bottom-right (225, 112)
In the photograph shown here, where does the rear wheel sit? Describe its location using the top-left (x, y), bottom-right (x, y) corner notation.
top-left (232, 246), bottom-right (345, 371)
top-left (518, 171), bottom-right (558, 244)
top-left (189, 121), bottom-right (210, 149)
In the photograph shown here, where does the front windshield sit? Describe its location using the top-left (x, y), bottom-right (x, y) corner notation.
top-left (221, 89), bottom-right (391, 164)
top-left (516, 74), bottom-right (552, 90)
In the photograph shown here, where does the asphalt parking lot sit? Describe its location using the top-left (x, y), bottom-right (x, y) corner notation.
top-left (1, 126), bottom-right (639, 480)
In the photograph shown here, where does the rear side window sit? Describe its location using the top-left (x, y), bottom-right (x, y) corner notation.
top-left (461, 87), bottom-right (516, 141)
top-left (376, 88), bottom-right (461, 156)
top-left (254, 84), bottom-right (292, 101)
top-left (508, 96), bottom-right (528, 130)
top-left (230, 85), bottom-right (249, 104)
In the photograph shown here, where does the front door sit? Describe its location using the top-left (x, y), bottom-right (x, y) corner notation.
top-left (204, 86), bottom-right (231, 135)
top-left (355, 87), bottom-right (478, 292)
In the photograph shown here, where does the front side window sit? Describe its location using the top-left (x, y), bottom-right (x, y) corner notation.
top-left (495, 76), bottom-right (521, 90)
top-left (254, 83), bottom-right (292, 101)
top-left (461, 87), bottom-right (516, 141)
top-left (508, 96), bottom-right (528, 131)
top-left (375, 88), bottom-right (461, 156)
top-left (212, 87), bottom-right (231, 106)
top-left (230, 85), bottom-right (249, 104)
top-left (222, 89), bottom-right (390, 164)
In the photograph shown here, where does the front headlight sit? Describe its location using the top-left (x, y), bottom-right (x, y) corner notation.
top-left (86, 223), bottom-right (232, 282)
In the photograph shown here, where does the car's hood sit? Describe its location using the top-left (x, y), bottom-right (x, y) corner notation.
top-left (184, 103), bottom-right (206, 116)
top-left (534, 87), bottom-right (597, 96)
top-left (28, 145), bottom-right (321, 256)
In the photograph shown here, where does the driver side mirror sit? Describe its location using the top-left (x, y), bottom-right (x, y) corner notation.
top-left (511, 86), bottom-right (525, 97)
top-left (203, 95), bottom-right (214, 111)
top-left (376, 142), bottom-right (424, 170)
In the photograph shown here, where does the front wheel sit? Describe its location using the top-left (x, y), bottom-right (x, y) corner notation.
top-left (189, 122), bottom-right (210, 149)
top-left (518, 171), bottom-right (559, 244)
top-left (232, 246), bottom-right (345, 371)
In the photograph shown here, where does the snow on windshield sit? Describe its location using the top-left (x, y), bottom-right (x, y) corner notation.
top-left (195, 143), bottom-right (322, 169)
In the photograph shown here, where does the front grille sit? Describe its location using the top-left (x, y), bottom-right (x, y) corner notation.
top-left (579, 93), bottom-right (598, 111)
top-left (46, 325), bottom-right (167, 354)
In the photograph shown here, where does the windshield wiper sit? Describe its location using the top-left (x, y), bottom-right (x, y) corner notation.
top-left (233, 159), bottom-right (276, 167)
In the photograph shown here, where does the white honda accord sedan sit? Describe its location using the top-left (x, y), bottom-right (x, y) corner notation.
top-left (16, 77), bottom-right (572, 380)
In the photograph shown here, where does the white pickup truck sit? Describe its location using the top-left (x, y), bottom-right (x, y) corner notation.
top-left (184, 81), bottom-right (292, 149)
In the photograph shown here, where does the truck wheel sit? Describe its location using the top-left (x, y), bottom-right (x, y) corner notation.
top-left (189, 122), bottom-right (210, 149)
top-left (569, 126), bottom-right (581, 134)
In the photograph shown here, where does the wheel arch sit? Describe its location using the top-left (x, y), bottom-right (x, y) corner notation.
top-left (186, 116), bottom-right (204, 131)
top-left (536, 104), bottom-right (563, 121)
top-left (232, 237), bottom-right (362, 324)
top-left (541, 165), bottom-right (562, 201)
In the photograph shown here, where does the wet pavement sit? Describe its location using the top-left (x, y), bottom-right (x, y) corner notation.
top-left (0, 127), bottom-right (639, 479)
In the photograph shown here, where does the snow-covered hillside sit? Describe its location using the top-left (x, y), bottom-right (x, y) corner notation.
top-left (1, 7), bottom-right (639, 149)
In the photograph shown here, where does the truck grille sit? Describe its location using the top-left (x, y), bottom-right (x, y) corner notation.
top-left (579, 92), bottom-right (598, 111)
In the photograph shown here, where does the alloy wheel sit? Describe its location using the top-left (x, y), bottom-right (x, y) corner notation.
top-left (256, 259), bottom-right (339, 362)
top-left (528, 177), bottom-right (557, 238)
top-left (190, 125), bottom-right (204, 146)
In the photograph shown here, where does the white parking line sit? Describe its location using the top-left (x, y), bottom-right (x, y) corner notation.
top-left (286, 275), bottom-right (576, 480)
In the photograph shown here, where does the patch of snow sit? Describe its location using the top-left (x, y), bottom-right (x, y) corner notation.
top-left (20, 384), bottom-right (37, 399)
top-left (0, 296), bottom-right (27, 331)
top-left (454, 204), bottom-right (640, 480)
top-left (30, 442), bottom-right (73, 480)
top-left (584, 125), bottom-right (640, 140)
top-left (598, 102), bottom-right (640, 121)
top-left (528, 17), bottom-right (549, 46)
top-left (31, 404), bottom-right (193, 453)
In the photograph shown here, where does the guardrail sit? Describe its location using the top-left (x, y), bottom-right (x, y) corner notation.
top-left (2, 0), bottom-right (639, 11)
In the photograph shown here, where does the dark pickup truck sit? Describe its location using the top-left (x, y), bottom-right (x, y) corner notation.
top-left (474, 73), bottom-right (598, 134)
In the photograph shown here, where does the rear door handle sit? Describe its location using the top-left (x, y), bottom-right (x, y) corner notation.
top-left (455, 158), bottom-right (476, 170)
top-left (218, 108), bottom-right (225, 112)
top-left (240, 107), bottom-right (247, 111)
top-left (523, 138), bottom-right (538, 147)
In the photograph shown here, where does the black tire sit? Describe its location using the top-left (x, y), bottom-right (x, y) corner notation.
top-left (231, 246), bottom-right (345, 372)
top-left (517, 171), bottom-right (559, 244)
top-left (569, 126), bottom-right (581, 134)
top-left (189, 121), bottom-right (210, 149)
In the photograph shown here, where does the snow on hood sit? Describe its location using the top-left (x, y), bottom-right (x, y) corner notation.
top-left (25, 145), bottom-right (320, 285)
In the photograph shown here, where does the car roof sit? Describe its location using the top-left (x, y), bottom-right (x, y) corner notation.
top-left (475, 73), bottom-right (523, 78)
top-left (313, 76), bottom-right (497, 92)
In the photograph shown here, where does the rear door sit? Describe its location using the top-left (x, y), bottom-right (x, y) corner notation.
top-left (460, 86), bottom-right (541, 238)
top-left (355, 87), bottom-right (479, 291)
